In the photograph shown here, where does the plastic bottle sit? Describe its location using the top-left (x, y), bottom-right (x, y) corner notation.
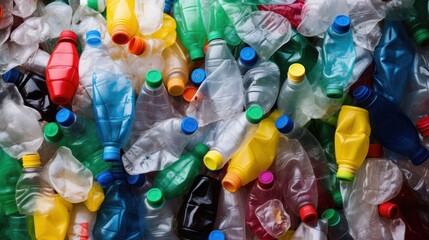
top-left (46, 30), bottom-right (80, 105)
top-left (321, 209), bottom-right (353, 240)
top-left (291, 219), bottom-right (328, 240)
top-left (68, 203), bottom-right (96, 240)
top-left (237, 46), bottom-right (259, 75)
top-left (152, 144), bottom-right (209, 199)
top-left (353, 86), bottom-right (429, 165)
top-left (22, 48), bottom-right (50, 77)
top-left (277, 63), bottom-right (321, 127)
top-left (7, 214), bottom-right (35, 240)
top-left (403, 0), bottom-right (429, 46)
top-left (135, 0), bottom-right (164, 35)
top-left (205, 38), bottom-right (235, 76)
top-left (222, 110), bottom-right (280, 193)
top-left (92, 59), bottom-right (135, 162)
top-left (34, 194), bottom-right (72, 240)
top-left (0, 148), bottom-right (21, 215)
top-left (177, 169), bottom-right (221, 239)
top-left (191, 68), bottom-right (206, 86)
top-left (2, 68), bottom-right (58, 122)
top-left (15, 154), bottom-right (55, 215)
top-left (321, 15), bottom-right (356, 99)
top-left (243, 61), bottom-right (280, 114)
top-left (140, 188), bottom-right (177, 239)
top-left (146, 13), bottom-right (177, 48)
top-left (246, 171), bottom-right (283, 240)
top-left (162, 41), bottom-right (190, 96)
top-left (123, 117), bottom-right (198, 174)
top-left (204, 106), bottom-right (264, 170)
top-left (83, 182), bottom-right (105, 212)
top-left (106, 0), bottom-right (138, 45)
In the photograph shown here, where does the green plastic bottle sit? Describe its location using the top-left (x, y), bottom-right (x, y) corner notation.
top-left (404, 0), bottom-right (429, 46)
top-left (0, 149), bottom-right (22, 215)
top-left (7, 214), bottom-right (35, 240)
top-left (0, 207), bottom-right (7, 239)
top-left (173, 0), bottom-right (207, 61)
top-left (152, 144), bottom-right (209, 199)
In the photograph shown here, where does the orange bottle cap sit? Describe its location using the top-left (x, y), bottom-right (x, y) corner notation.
top-left (183, 85), bottom-right (197, 102)
top-left (222, 173), bottom-right (242, 193)
top-left (128, 36), bottom-right (147, 55)
top-left (167, 78), bottom-right (185, 96)
top-left (111, 25), bottom-right (132, 45)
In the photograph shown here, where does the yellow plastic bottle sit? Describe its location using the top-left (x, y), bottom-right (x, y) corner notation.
top-left (222, 110), bottom-right (281, 193)
top-left (162, 41), bottom-right (190, 96)
top-left (83, 182), bottom-right (105, 212)
top-left (146, 13), bottom-right (177, 49)
top-left (335, 105), bottom-right (371, 182)
top-left (106, 0), bottom-right (139, 45)
top-left (34, 194), bottom-right (72, 240)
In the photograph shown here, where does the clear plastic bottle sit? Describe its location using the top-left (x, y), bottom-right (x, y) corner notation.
top-left (135, 0), bottom-right (164, 35)
top-left (205, 38), bottom-right (235, 76)
top-left (238, 46), bottom-right (259, 75)
top-left (68, 203), bottom-right (96, 240)
top-left (203, 106), bottom-right (264, 170)
top-left (22, 48), bottom-right (50, 77)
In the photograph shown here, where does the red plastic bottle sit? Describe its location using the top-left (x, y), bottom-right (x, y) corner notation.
top-left (46, 30), bottom-right (80, 105)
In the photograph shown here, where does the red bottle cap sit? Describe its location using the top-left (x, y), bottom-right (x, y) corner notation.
top-left (299, 204), bottom-right (318, 223)
top-left (416, 116), bottom-right (429, 137)
top-left (379, 202), bottom-right (400, 219)
top-left (0, 5), bottom-right (3, 19)
top-left (367, 144), bottom-right (383, 158)
top-left (257, 170), bottom-right (274, 190)
top-left (128, 36), bottom-right (147, 55)
top-left (59, 30), bottom-right (78, 46)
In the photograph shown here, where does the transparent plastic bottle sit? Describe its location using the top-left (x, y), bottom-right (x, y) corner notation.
top-left (135, 0), bottom-right (164, 35)
top-left (238, 46), bottom-right (259, 75)
top-left (203, 106), bottom-right (264, 170)
top-left (205, 38), bottom-right (235, 76)
top-left (68, 203), bottom-right (96, 240)
top-left (22, 48), bottom-right (50, 77)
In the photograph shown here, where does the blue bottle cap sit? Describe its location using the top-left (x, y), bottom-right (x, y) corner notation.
top-left (191, 68), bottom-right (206, 85)
top-left (2, 68), bottom-right (21, 84)
top-left (56, 108), bottom-right (76, 127)
top-left (332, 15), bottom-right (351, 34)
top-left (209, 230), bottom-right (225, 240)
top-left (127, 174), bottom-right (145, 188)
top-left (96, 171), bottom-right (114, 188)
top-left (352, 86), bottom-right (372, 103)
top-left (103, 146), bottom-right (121, 162)
top-left (86, 30), bottom-right (102, 47)
top-left (181, 117), bottom-right (198, 135)
top-left (410, 146), bottom-right (429, 165)
top-left (164, 0), bottom-right (174, 14)
top-left (275, 115), bottom-right (294, 134)
top-left (239, 47), bottom-right (258, 66)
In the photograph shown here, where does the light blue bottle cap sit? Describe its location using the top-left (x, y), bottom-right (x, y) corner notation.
top-left (86, 30), bottom-right (102, 47)
top-left (56, 108), bottom-right (76, 127)
top-left (326, 84), bottom-right (343, 98)
top-left (127, 174), bottom-right (145, 187)
top-left (275, 115), bottom-right (294, 134)
top-left (96, 171), bottom-right (113, 188)
top-left (181, 117), bottom-right (198, 135)
top-left (2, 68), bottom-right (21, 84)
top-left (104, 146), bottom-right (121, 162)
top-left (352, 86), bottom-right (372, 103)
top-left (209, 230), bottom-right (225, 240)
top-left (240, 47), bottom-right (258, 66)
top-left (332, 15), bottom-right (351, 34)
top-left (191, 68), bottom-right (206, 85)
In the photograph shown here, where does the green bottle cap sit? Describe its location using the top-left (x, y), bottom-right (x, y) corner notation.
top-left (147, 188), bottom-right (164, 208)
top-left (246, 106), bottom-right (264, 124)
top-left (413, 27), bottom-right (429, 46)
top-left (146, 70), bottom-right (163, 89)
top-left (193, 143), bottom-right (209, 159)
top-left (321, 208), bottom-right (341, 226)
top-left (189, 48), bottom-right (205, 61)
top-left (44, 123), bottom-right (63, 143)
top-left (326, 84), bottom-right (343, 98)
top-left (332, 190), bottom-right (343, 207)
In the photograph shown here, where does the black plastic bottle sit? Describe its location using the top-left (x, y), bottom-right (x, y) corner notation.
top-left (2, 68), bottom-right (58, 121)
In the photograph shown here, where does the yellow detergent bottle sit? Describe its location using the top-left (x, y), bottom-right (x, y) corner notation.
top-left (34, 194), bottom-right (72, 240)
top-left (83, 182), bottom-right (105, 212)
top-left (162, 41), bottom-right (190, 96)
top-left (106, 0), bottom-right (139, 45)
top-left (222, 110), bottom-right (281, 192)
top-left (335, 105), bottom-right (371, 182)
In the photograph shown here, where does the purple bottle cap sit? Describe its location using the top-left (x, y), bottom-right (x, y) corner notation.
top-left (258, 170), bottom-right (274, 189)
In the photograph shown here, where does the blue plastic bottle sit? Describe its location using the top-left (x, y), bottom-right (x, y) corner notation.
top-left (92, 64), bottom-right (135, 162)
top-left (373, 21), bottom-right (415, 106)
top-left (353, 86), bottom-right (429, 165)
top-left (321, 15), bottom-right (356, 99)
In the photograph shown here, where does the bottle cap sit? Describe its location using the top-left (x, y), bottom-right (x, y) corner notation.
top-left (275, 115), bottom-right (294, 134)
top-left (189, 48), bottom-right (204, 61)
top-left (56, 108), bottom-right (76, 127)
top-left (258, 170), bottom-right (275, 189)
top-left (208, 31), bottom-right (223, 42)
top-left (44, 122), bottom-right (63, 143)
top-left (379, 202), bottom-right (400, 219)
top-left (288, 63), bottom-right (306, 83)
top-left (111, 25), bottom-right (132, 45)
top-left (246, 105), bottom-right (264, 124)
top-left (409, 146), bottom-right (429, 165)
top-left (181, 117), bottom-right (198, 135)
top-left (145, 70), bottom-right (163, 89)
top-left (336, 167), bottom-right (355, 182)
top-left (2, 68), bottom-right (21, 84)
top-left (86, 30), bottom-right (102, 47)
top-left (191, 68), bottom-right (206, 85)
top-left (128, 36), bottom-right (147, 55)
top-left (326, 84), bottom-right (343, 98)
top-left (147, 188), bottom-right (164, 208)
top-left (103, 146), bottom-right (120, 161)
top-left (209, 230), bottom-right (225, 240)
top-left (22, 154), bottom-right (41, 168)
top-left (299, 204), bottom-right (318, 223)
top-left (127, 174), bottom-right (145, 188)
top-left (167, 78), bottom-right (185, 96)
top-left (352, 85), bottom-right (372, 103)
top-left (239, 47), bottom-right (258, 66)
top-left (86, 0), bottom-right (105, 12)
top-left (331, 190), bottom-right (343, 207)
top-left (332, 15), bottom-right (351, 34)
top-left (367, 144), bottom-right (383, 158)
top-left (96, 171), bottom-right (114, 188)
top-left (416, 116), bottom-right (429, 137)
top-left (321, 208), bottom-right (341, 226)
top-left (0, 5), bottom-right (3, 19)
top-left (204, 150), bottom-right (223, 170)
top-left (193, 143), bottom-right (209, 158)
top-left (222, 172), bottom-right (242, 193)
top-left (59, 30), bottom-right (78, 46)
top-left (183, 85), bottom-right (198, 102)
top-left (412, 27), bottom-right (429, 46)
top-left (164, 1), bottom-right (173, 14)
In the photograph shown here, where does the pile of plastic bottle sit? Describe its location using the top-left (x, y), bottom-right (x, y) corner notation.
top-left (2, 0), bottom-right (429, 239)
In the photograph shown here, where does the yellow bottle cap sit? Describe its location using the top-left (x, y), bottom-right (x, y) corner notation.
top-left (22, 154), bottom-right (41, 168)
top-left (288, 63), bottom-right (306, 83)
top-left (167, 78), bottom-right (185, 96)
top-left (203, 150), bottom-right (224, 170)
top-left (222, 172), bottom-right (242, 193)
